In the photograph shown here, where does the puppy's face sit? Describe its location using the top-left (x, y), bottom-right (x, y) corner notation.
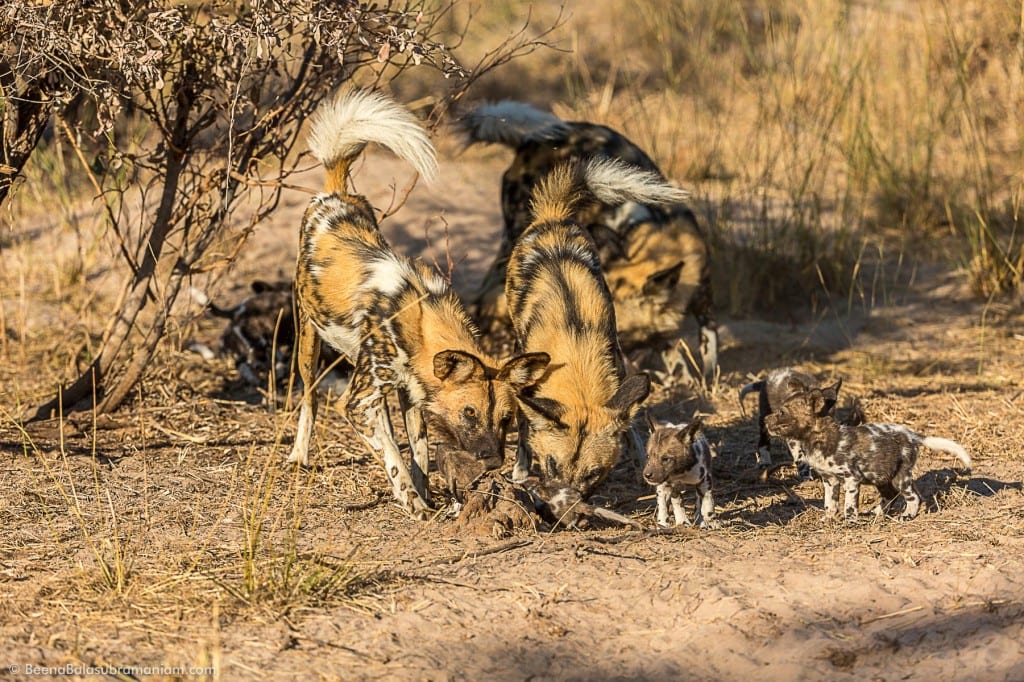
top-left (643, 418), bottom-right (703, 485)
top-left (764, 389), bottom-right (826, 440)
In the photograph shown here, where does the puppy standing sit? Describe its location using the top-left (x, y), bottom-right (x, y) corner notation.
top-left (739, 369), bottom-right (843, 467)
top-left (506, 159), bottom-right (689, 498)
top-left (764, 388), bottom-right (971, 520)
top-left (643, 417), bottom-right (719, 529)
top-left (291, 90), bottom-right (549, 517)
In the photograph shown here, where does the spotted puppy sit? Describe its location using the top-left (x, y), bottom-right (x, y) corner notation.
top-left (739, 369), bottom-right (843, 468)
top-left (643, 416), bottom-right (719, 529)
top-left (764, 388), bottom-right (971, 521)
top-left (459, 101), bottom-right (718, 386)
top-left (290, 90), bottom-right (549, 517)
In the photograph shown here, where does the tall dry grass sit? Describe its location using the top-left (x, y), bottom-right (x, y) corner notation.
top-left (445, 0), bottom-right (1024, 311)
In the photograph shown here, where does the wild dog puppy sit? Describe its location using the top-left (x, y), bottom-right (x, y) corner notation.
top-left (643, 417), bottom-right (719, 529)
top-left (291, 90), bottom-right (550, 517)
top-left (739, 369), bottom-right (844, 468)
top-left (459, 101), bottom-right (718, 386)
top-left (506, 158), bottom-right (689, 498)
top-left (764, 388), bottom-right (972, 521)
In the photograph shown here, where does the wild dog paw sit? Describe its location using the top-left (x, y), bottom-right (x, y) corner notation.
top-left (699, 518), bottom-right (722, 530)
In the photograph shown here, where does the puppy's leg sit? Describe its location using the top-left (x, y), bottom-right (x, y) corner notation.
top-left (670, 488), bottom-right (691, 526)
top-left (822, 476), bottom-right (841, 517)
top-left (288, 315), bottom-right (321, 466)
top-left (512, 412), bottom-right (532, 483)
top-left (345, 356), bottom-right (431, 518)
top-left (897, 478), bottom-right (922, 521)
top-left (873, 482), bottom-right (900, 519)
top-left (842, 477), bottom-right (861, 520)
top-left (655, 482), bottom-right (672, 527)
top-left (756, 392), bottom-right (773, 467)
top-left (398, 388), bottom-right (432, 506)
top-left (696, 476), bottom-right (720, 529)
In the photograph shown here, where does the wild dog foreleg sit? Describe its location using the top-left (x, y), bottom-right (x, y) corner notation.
top-left (398, 388), bottom-right (431, 505)
top-left (512, 412), bottom-right (532, 483)
top-left (842, 477), bottom-right (861, 520)
top-left (696, 478), bottom-right (720, 529)
top-left (655, 481), bottom-right (672, 527)
top-left (288, 315), bottom-right (321, 466)
top-left (344, 358), bottom-right (431, 518)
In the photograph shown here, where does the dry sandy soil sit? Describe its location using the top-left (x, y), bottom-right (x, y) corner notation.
top-left (2, 145), bottom-right (1023, 681)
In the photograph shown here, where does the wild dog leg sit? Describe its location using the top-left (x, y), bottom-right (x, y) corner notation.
top-left (696, 477), bottom-right (719, 529)
top-left (670, 488), bottom-right (690, 526)
top-left (288, 315), bottom-right (321, 466)
top-left (344, 355), bottom-right (432, 518)
top-left (398, 387), bottom-right (432, 505)
top-left (655, 481), bottom-right (672, 527)
top-left (512, 411), bottom-right (532, 483)
top-left (842, 477), bottom-right (861, 520)
top-left (822, 476), bottom-right (841, 517)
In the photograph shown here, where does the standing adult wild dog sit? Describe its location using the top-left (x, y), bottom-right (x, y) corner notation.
top-left (291, 90), bottom-right (550, 517)
top-left (460, 101), bottom-right (718, 386)
top-left (507, 158), bottom-right (689, 498)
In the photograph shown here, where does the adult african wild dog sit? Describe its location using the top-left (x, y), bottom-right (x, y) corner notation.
top-left (507, 158), bottom-right (689, 498)
top-left (291, 90), bottom-right (550, 517)
top-left (459, 101), bottom-right (718, 386)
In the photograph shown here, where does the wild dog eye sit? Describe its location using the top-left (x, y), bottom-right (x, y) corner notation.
top-left (463, 406), bottom-right (477, 419)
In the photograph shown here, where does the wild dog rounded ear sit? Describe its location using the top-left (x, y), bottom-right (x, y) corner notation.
top-left (520, 394), bottom-right (567, 429)
top-left (818, 378), bottom-right (843, 415)
top-left (607, 373), bottom-right (652, 418)
top-left (679, 415), bottom-right (704, 439)
top-left (642, 261), bottom-right (684, 296)
top-left (433, 350), bottom-right (486, 383)
top-left (644, 411), bottom-right (659, 433)
top-left (498, 352), bottom-right (551, 390)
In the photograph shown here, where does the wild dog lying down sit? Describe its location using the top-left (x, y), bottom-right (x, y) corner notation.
top-left (643, 416), bottom-right (719, 529)
top-left (764, 388), bottom-right (972, 521)
top-left (290, 90), bottom-right (549, 517)
top-left (459, 101), bottom-right (718, 386)
top-left (739, 369), bottom-right (844, 468)
top-left (506, 158), bottom-right (690, 498)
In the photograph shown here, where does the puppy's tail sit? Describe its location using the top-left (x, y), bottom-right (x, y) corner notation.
top-left (308, 89), bottom-right (438, 194)
top-left (457, 100), bottom-right (568, 148)
top-left (921, 436), bottom-right (972, 472)
top-left (738, 380), bottom-right (765, 417)
top-left (530, 159), bottom-right (690, 225)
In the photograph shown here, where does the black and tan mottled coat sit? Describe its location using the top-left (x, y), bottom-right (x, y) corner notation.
top-left (290, 90), bottom-right (549, 517)
top-left (460, 101), bottom-right (717, 385)
top-left (506, 158), bottom-right (689, 498)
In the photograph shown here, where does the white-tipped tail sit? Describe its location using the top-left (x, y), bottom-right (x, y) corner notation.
top-left (583, 157), bottom-right (690, 207)
top-left (308, 89), bottom-right (437, 183)
top-left (921, 436), bottom-right (972, 469)
top-left (458, 101), bottom-right (568, 147)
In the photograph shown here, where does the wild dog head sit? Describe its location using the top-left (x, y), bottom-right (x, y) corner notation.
top-left (427, 349), bottom-right (551, 462)
top-left (763, 385), bottom-right (839, 441)
top-left (520, 373), bottom-right (651, 497)
top-left (643, 416), bottom-right (705, 486)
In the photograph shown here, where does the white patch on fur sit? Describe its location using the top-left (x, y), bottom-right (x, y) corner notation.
top-left (309, 89), bottom-right (438, 183)
top-left (583, 158), bottom-right (690, 207)
top-left (366, 256), bottom-right (412, 297)
top-left (316, 321), bottom-right (362, 357)
top-left (604, 201), bottom-right (653, 232)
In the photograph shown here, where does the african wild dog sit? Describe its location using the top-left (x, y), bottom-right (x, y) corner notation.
top-left (458, 101), bottom-right (718, 386)
top-left (764, 388), bottom-right (972, 521)
top-left (739, 369), bottom-right (844, 468)
top-left (506, 158), bottom-right (690, 498)
top-left (643, 416), bottom-right (719, 529)
top-left (290, 89), bottom-right (550, 518)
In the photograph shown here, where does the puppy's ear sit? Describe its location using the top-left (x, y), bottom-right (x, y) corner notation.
top-left (642, 261), bottom-right (684, 297)
top-left (644, 411), bottom-right (658, 434)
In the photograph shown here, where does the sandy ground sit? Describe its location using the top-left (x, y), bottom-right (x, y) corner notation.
top-left (1, 146), bottom-right (1023, 681)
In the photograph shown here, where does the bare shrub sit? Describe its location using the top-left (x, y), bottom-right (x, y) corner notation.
top-left (2, 0), bottom-right (551, 420)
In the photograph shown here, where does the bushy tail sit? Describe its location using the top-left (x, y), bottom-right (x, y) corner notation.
top-left (921, 436), bottom-right (972, 471)
top-left (308, 89), bottom-right (438, 194)
top-left (530, 159), bottom-right (691, 225)
top-left (457, 101), bottom-right (568, 148)
top-left (738, 380), bottom-right (765, 416)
